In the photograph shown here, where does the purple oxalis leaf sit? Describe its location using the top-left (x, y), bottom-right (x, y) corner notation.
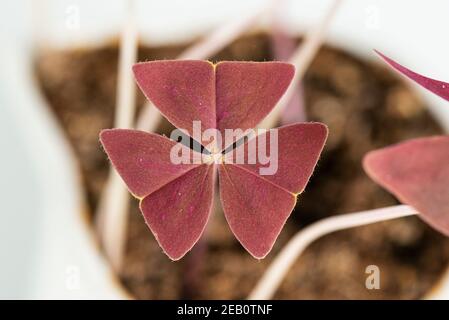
top-left (363, 136), bottom-right (449, 236)
top-left (101, 60), bottom-right (327, 260)
top-left (133, 60), bottom-right (216, 146)
top-left (134, 60), bottom-right (294, 148)
top-left (140, 164), bottom-right (215, 261)
top-left (220, 123), bottom-right (328, 258)
top-left (224, 123), bottom-right (328, 194)
top-left (375, 50), bottom-right (449, 102)
top-left (215, 61), bottom-right (294, 137)
top-left (218, 164), bottom-right (296, 259)
top-left (100, 129), bottom-right (199, 198)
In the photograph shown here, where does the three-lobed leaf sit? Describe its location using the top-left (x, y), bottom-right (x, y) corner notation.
top-left (101, 60), bottom-right (327, 260)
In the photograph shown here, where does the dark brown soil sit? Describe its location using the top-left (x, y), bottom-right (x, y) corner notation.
top-left (35, 33), bottom-right (449, 299)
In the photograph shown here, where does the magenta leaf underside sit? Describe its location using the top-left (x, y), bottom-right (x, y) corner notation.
top-left (100, 60), bottom-right (328, 260)
top-left (363, 136), bottom-right (449, 236)
top-left (375, 50), bottom-right (449, 102)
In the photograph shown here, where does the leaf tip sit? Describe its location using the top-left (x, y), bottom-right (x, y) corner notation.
top-left (99, 128), bottom-right (113, 141)
top-left (361, 149), bottom-right (376, 172)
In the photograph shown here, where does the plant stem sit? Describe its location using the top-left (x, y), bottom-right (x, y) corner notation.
top-left (248, 204), bottom-right (418, 300)
top-left (135, 0), bottom-right (275, 132)
top-left (260, 0), bottom-right (344, 129)
top-left (114, 4), bottom-right (138, 129)
top-left (135, 100), bottom-right (161, 131)
top-left (96, 0), bottom-right (138, 272)
top-left (181, 238), bottom-right (207, 299)
top-left (178, 3), bottom-right (271, 60)
top-left (270, 19), bottom-right (307, 124)
top-left (281, 83), bottom-right (306, 124)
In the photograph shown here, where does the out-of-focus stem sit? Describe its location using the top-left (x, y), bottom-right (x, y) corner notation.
top-left (281, 83), bottom-right (306, 124)
top-left (248, 205), bottom-right (418, 300)
top-left (260, 0), bottom-right (344, 129)
top-left (181, 239), bottom-right (207, 298)
top-left (96, 0), bottom-right (138, 272)
top-left (135, 0), bottom-right (275, 132)
top-left (271, 23), bottom-right (307, 124)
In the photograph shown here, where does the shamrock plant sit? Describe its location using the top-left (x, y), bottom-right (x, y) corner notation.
top-left (100, 60), bottom-right (328, 260)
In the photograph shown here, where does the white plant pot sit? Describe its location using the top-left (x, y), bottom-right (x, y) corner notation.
top-left (1, 0), bottom-right (449, 299)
